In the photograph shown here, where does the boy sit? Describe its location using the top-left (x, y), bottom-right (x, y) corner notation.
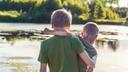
top-left (78, 22), bottom-right (98, 72)
top-left (38, 9), bottom-right (95, 72)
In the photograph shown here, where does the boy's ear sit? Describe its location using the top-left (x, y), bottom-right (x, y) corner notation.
top-left (82, 31), bottom-right (87, 37)
top-left (81, 32), bottom-right (84, 36)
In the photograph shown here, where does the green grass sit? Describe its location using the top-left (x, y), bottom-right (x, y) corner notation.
top-left (1, 0), bottom-right (34, 3)
top-left (94, 18), bottom-right (126, 23)
top-left (0, 10), bottom-right (22, 18)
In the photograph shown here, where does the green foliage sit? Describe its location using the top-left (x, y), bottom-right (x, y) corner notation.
top-left (94, 19), bottom-right (122, 23)
top-left (62, 0), bottom-right (90, 23)
top-left (93, 0), bottom-right (106, 19)
top-left (0, 11), bottom-right (22, 17)
top-left (105, 8), bottom-right (119, 20)
top-left (35, 0), bottom-right (45, 7)
top-left (0, 0), bottom-right (124, 23)
top-left (0, 1), bottom-right (35, 11)
top-left (43, 0), bottom-right (63, 12)
top-left (79, 3), bottom-right (90, 21)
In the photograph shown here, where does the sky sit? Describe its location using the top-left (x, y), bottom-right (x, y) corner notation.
top-left (105, 0), bottom-right (128, 8)
top-left (118, 0), bottom-right (128, 7)
top-left (85, 0), bottom-right (128, 8)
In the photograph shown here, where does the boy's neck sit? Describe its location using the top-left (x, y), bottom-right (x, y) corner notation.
top-left (82, 36), bottom-right (92, 44)
top-left (53, 28), bottom-right (71, 36)
top-left (54, 28), bottom-right (69, 32)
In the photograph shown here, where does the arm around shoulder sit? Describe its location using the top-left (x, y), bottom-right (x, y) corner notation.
top-left (79, 51), bottom-right (95, 68)
top-left (73, 36), bottom-right (95, 68)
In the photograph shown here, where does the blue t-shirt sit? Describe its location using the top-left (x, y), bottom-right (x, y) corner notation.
top-left (77, 35), bottom-right (97, 72)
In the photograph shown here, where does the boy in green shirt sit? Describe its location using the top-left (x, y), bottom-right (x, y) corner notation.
top-left (38, 9), bottom-right (94, 72)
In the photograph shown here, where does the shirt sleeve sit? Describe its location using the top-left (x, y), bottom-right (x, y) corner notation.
top-left (38, 41), bottom-right (48, 63)
top-left (92, 55), bottom-right (97, 61)
top-left (73, 36), bottom-right (85, 54)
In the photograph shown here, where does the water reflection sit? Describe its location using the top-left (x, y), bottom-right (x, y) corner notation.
top-left (0, 35), bottom-right (47, 45)
top-left (0, 36), bottom-right (6, 43)
top-left (107, 39), bottom-right (119, 51)
top-left (96, 38), bottom-right (119, 51)
top-left (1, 35), bottom-right (121, 52)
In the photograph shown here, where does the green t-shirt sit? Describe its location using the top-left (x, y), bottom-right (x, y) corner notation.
top-left (38, 35), bottom-right (84, 72)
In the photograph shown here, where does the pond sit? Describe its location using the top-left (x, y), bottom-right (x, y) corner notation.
top-left (0, 23), bottom-right (128, 72)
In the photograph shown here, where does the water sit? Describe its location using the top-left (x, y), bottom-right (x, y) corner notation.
top-left (0, 23), bottom-right (128, 72)
top-left (0, 38), bottom-right (40, 72)
top-left (95, 39), bottom-right (128, 72)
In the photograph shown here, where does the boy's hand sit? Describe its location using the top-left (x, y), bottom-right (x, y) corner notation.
top-left (79, 51), bottom-right (95, 68)
top-left (86, 66), bottom-right (94, 72)
top-left (42, 27), bottom-right (70, 36)
top-left (43, 28), bottom-right (52, 34)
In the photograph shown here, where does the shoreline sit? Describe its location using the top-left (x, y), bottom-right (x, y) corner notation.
top-left (0, 20), bottom-right (127, 26)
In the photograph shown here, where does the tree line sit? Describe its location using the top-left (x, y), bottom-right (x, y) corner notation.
top-left (0, 0), bottom-right (127, 24)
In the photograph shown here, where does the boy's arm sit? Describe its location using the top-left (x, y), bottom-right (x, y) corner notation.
top-left (74, 36), bottom-right (95, 69)
top-left (38, 41), bottom-right (48, 72)
top-left (92, 55), bottom-right (97, 64)
top-left (86, 55), bottom-right (97, 72)
top-left (79, 51), bottom-right (95, 68)
top-left (43, 28), bottom-right (69, 36)
top-left (40, 64), bottom-right (47, 72)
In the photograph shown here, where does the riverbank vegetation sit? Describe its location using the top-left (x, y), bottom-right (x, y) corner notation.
top-left (0, 0), bottom-right (127, 24)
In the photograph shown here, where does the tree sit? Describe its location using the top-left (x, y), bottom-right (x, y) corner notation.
top-left (105, 8), bottom-right (120, 20)
top-left (79, 2), bottom-right (90, 21)
top-left (93, 0), bottom-right (106, 19)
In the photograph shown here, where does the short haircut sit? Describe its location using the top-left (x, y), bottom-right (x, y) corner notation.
top-left (83, 22), bottom-right (99, 36)
top-left (51, 9), bottom-right (72, 27)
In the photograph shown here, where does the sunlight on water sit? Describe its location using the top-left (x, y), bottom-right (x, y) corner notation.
top-left (0, 37), bottom-right (40, 72)
top-left (94, 39), bottom-right (128, 72)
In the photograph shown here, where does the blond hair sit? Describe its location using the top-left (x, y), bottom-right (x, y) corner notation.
top-left (51, 9), bottom-right (72, 27)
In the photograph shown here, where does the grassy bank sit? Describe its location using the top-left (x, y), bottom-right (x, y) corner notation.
top-left (93, 18), bottom-right (127, 25)
top-left (0, 10), bottom-right (126, 24)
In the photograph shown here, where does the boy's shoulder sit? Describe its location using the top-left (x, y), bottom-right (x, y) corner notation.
top-left (41, 34), bottom-right (80, 44)
top-left (41, 36), bottom-right (55, 44)
top-left (69, 34), bottom-right (83, 45)
top-left (70, 34), bottom-right (79, 40)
